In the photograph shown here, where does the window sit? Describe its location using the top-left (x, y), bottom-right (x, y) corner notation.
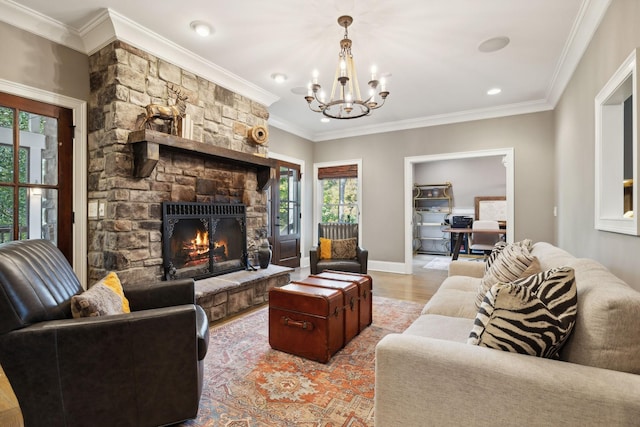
top-left (318, 163), bottom-right (359, 224)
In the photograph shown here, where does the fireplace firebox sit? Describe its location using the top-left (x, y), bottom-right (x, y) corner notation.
top-left (162, 202), bottom-right (247, 280)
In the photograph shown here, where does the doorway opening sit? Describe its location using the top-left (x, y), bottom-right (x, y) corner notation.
top-left (404, 148), bottom-right (514, 274)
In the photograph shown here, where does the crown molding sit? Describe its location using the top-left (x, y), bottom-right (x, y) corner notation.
top-left (546, 0), bottom-right (612, 105)
top-left (0, 2), bottom-right (279, 107)
top-left (0, 0), bottom-right (85, 51)
top-left (271, 99), bottom-right (554, 142)
top-left (267, 116), bottom-right (316, 141)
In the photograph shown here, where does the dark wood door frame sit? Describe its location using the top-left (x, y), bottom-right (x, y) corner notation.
top-left (269, 160), bottom-right (301, 268)
top-left (0, 92), bottom-right (74, 262)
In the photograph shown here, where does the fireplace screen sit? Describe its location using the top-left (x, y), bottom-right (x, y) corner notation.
top-left (162, 202), bottom-right (247, 280)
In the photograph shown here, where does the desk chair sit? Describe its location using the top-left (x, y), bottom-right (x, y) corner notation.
top-left (469, 220), bottom-right (501, 256)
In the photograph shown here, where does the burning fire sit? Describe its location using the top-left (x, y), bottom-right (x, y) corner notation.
top-left (177, 229), bottom-right (231, 268)
top-left (192, 230), bottom-right (209, 249)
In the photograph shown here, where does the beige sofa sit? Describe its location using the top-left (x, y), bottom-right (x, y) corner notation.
top-left (375, 242), bottom-right (640, 426)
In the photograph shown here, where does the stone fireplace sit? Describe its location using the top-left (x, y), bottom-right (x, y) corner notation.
top-left (87, 40), bottom-right (274, 286)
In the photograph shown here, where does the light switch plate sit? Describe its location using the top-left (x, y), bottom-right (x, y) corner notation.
top-left (88, 201), bottom-right (98, 219)
top-left (98, 201), bottom-right (106, 218)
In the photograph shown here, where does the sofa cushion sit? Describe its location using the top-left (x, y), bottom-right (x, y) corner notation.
top-left (404, 314), bottom-right (475, 343)
top-left (558, 258), bottom-right (640, 374)
top-left (422, 276), bottom-right (480, 319)
top-left (468, 267), bottom-right (577, 358)
top-left (476, 243), bottom-right (540, 308)
top-left (71, 283), bottom-right (126, 318)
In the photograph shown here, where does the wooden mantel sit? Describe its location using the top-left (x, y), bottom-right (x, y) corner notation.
top-left (128, 129), bottom-right (277, 190)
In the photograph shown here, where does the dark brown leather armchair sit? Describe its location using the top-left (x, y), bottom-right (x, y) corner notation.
top-left (0, 239), bottom-right (209, 427)
top-left (310, 223), bottom-right (368, 275)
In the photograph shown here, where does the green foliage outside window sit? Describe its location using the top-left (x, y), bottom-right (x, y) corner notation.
top-left (0, 107), bottom-right (38, 236)
top-left (321, 177), bottom-right (358, 223)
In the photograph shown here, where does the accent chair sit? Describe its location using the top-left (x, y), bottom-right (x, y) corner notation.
top-left (0, 239), bottom-right (209, 427)
top-left (309, 223), bottom-right (368, 275)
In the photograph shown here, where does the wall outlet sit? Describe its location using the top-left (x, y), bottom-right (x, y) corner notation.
top-left (98, 201), bottom-right (106, 218)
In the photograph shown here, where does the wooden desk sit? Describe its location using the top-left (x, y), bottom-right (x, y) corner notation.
top-left (443, 228), bottom-right (505, 260)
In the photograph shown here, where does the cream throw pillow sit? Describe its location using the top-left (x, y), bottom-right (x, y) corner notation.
top-left (476, 243), bottom-right (540, 308)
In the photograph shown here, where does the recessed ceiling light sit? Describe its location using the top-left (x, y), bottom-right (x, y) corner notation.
top-left (487, 87), bottom-right (502, 95)
top-left (321, 117), bottom-right (330, 123)
top-left (190, 21), bottom-right (212, 37)
top-left (270, 73), bottom-right (288, 84)
top-left (478, 36), bottom-right (510, 53)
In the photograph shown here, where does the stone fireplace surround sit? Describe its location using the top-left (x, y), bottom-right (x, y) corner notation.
top-left (87, 40), bottom-right (277, 291)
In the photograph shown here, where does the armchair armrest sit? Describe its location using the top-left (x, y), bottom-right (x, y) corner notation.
top-left (124, 278), bottom-right (195, 311)
top-left (375, 334), bottom-right (640, 427)
top-left (356, 246), bottom-right (368, 273)
top-left (0, 306), bottom-right (200, 426)
top-left (310, 246), bottom-right (319, 274)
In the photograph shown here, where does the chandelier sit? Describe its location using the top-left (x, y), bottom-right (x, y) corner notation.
top-left (305, 15), bottom-right (389, 120)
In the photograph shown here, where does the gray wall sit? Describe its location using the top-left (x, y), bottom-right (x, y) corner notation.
top-left (414, 156), bottom-right (506, 212)
top-left (0, 22), bottom-right (90, 100)
top-left (300, 111), bottom-right (555, 265)
top-left (554, 0), bottom-right (640, 290)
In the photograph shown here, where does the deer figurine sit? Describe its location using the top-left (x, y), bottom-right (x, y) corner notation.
top-left (140, 84), bottom-right (188, 135)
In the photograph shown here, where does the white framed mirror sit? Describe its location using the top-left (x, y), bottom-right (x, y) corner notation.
top-left (595, 48), bottom-right (639, 235)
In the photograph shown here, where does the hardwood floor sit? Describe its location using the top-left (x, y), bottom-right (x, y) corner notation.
top-left (290, 254), bottom-right (448, 304)
top-left (0, 255), bottom-right (448, 426)
top-left (0, 366), bottom-right (22, 427)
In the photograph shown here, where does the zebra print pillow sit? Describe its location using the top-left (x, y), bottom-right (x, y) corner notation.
top-left (476, 242), bottom-right (540, 308)
top-left (484, 239), bottom-right (533, 273)
top-left (484, 241), bottom-right (508, 273)
top-left (468, 267), bottom-right (577, 358)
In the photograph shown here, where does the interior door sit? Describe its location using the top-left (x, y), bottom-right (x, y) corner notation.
top-left (269, 161), bottom-right (301, 268)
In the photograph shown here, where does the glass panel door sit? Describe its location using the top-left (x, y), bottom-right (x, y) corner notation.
top-left (278, 165), bottom-right (300, 236)
top-left (0, 93), bottom-right (72, 261)
top-left (270, 161), bottom-right (301, 268)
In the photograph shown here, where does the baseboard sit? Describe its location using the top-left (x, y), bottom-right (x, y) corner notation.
top-left (368, 260), bottom-right (408, 274)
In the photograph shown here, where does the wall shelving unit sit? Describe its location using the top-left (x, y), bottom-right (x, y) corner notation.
top-left (413, 182), bottom-right (452, 255)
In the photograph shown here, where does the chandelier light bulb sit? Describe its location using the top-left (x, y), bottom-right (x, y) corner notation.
top-left (370, 65), bottom-right (377, 80)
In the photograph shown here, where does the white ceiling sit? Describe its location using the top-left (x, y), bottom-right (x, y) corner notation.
top-left (1, 0), bottom-right (611, 141)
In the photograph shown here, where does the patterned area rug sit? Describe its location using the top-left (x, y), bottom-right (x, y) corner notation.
top-left (181, 296), bottom-right (423, 427)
